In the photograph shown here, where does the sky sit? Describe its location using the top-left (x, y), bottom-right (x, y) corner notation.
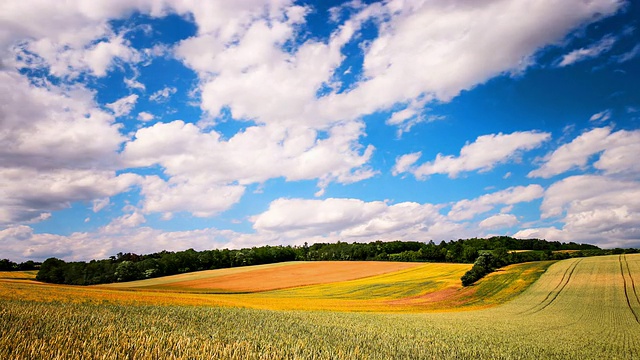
top-left (1, 0), bottom-right (639, 262)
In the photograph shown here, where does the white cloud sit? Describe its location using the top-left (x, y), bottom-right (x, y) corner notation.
top-left (557, 35), bottom-right (617, 67)
top-left (401, 131), bottom-right (550, 179)
top-left (385, 99), bottom-right (443, 136)
top-left (139, 175), bottom-right (246, 218)
top-left (392, 152), bottom-right (421, 176)
top-left (540, 175), bottom-right (638, 219)
top-left (252, 198), bottom-right (387, 236)
top-left (137, 111), bottom-right (155, 122)
top-left (0, 69), bottom-right (133, 225)
top-left (515, 175), bottom-right (640, 248)
top-left (123, 120), bottom-right (376, 216)
top-left (149, 86), bottom-right (177, 102)
top-left (106, 94), bottom-right (138, 117)
top-left (0, 71), bottom-right (126, 170)
top-left (0, 222), bottom-right (240, 262)
top-left (310, 0), bottom-right (623, 127)
top-left (0, 168), bottom-right (140, 225)
top-left (589, 109), bottom-right (612, 123)
top-left (479, 214), bottom-right (518, 229)
top-left (173, 0), bottom-right (624, 137)
top-left (92, 198), bottom-right (110, 213)
top-left (19, 31), bottom-right (140, 79)
top-left (124, 77), bottom-right (145, 91)
top-left (251, 197), bottom-right (466, 242)
top-left (613, 43), bottom-right (640, 63)
top-left (529, 127), bottom-right (640, 179)
top-left (593, 131), bottom-right (640, 177)
top-left (448, 185), bottom-right (544, 221)
top-left (102, 210), bottom-right (146, 232)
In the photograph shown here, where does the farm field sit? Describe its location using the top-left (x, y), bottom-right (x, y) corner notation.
top-left (1, 254), bottom-right (639, 359)
top-left (100, 261), bottom-right (424, 293)
top-left (0, 260), bottom-right (549, 311)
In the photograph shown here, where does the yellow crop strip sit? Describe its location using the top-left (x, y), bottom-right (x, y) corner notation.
top-left (0, 270), bottom-right (37, 280)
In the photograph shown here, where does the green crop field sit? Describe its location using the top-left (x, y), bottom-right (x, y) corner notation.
top-left (1, 254), bottom-right (639, 359)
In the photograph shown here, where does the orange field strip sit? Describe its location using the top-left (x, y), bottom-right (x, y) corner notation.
top-left (123, 261), bottom-right (423, 292)
top-left (100, 262), bottom-right (297, 289)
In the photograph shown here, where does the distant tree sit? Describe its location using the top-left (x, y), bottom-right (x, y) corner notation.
top-left (461, 254), bottom-right (498, 286)
top-left (17, 260), bottom-right (38, 270)
top-left (114, 261), bottom-right (142, 282)
top-left (36, 258), bottom-right (67, 283)
top-left (0, 259), bottom-right (18, 271)
top-left (462, 246), bottom-right (479, 263)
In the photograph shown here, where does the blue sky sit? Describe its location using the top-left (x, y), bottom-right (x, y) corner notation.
top-left (1, 0), bottom-right (639, 261)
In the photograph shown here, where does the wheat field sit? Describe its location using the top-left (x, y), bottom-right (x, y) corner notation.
top-left (1, 255), bottom-right (639, 359)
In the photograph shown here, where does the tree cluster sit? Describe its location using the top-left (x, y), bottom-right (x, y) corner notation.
top-left (0, 259), bottom-right (40, 271)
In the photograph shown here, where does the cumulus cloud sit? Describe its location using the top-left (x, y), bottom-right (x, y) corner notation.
top-left (123, 120), bottom-right (376, 216)
top-left (310, 0), bottom-right (623, 126)
top-left (397, 131), bottom-right (550, 179)
top-left (386, 99), bottom-right (444, 136)
top-left (515, 175), bottom-right (640, 248)
top-left (124, 77), bottom-right (145, 91)
top-left (251, 197), bottom-right (466, 242)
top-left (557, 35), bottom-right (617, 67)
top-left (0, 222), bottom-right (241, 262)
top-left (448, 185), bottom-right (544, 221)
top-left (106, 94), bottom-right (138, 117)
top-left (149, 86), bottom-right (177, 102)
top-left (0, 71), bottom-right (126, 170)
top-left (92, 198), bottom-right (110, 213)
top-left (139, 175), bottom-right (246, 218)
top-left (0, 70), bottom-right (132, 225)
top-left (137, 111), bottom-right (155, 122)
top-left (479, 214), bottom-right (519, 229)
top-left (529, 127), bottom-right (640, 179)
top-left (174, 0), bottom-right (623, 134)
top-left (392, 152), bottom-right (422, 176)
top-left (0, 168), bottom-right (140, 225)
top-left (16, 30), bottom-right (140, 79)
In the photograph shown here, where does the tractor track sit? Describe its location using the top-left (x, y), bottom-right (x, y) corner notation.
top-left (524, 258), bottom-right (582, 315)
top-left (619, 254), bottom-right (640, 324)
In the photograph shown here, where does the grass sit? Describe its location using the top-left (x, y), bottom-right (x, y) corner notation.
top-left (2, 255), bottom-right (639, 359)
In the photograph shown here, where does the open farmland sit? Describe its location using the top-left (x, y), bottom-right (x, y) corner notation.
top-left (101, 261), bottom-right (424, 293)
top-left (1, 255), bottom-right (639, 359)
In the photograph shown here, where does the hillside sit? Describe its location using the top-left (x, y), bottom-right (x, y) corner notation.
top-left (1, 255), bottom-right (639, 359)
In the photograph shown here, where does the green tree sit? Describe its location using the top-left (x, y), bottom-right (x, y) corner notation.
top-left (114, 261), bottom-right (142, 282)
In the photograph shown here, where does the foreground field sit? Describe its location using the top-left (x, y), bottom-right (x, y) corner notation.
top-left (1, 255), bottom-right (639, 359)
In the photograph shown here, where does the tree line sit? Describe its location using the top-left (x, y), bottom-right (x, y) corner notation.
top-left (32, 236), bottom-right (614, 286)
top-left (0, 259), bottom-right (40, 271)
